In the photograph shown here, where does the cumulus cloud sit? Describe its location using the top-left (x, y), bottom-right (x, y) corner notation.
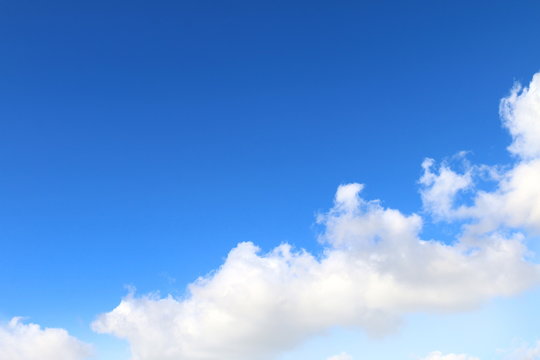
top-left (326, 352), bottom-right (353, 360)
top-left (93, 184), bottom-right (540, 360)
top-left (93, 73), bottom-right (540, 360)
top-left (421, 351), bottom-right (479, 360)
top-left (500, 73), bottom-right (540, 160)
top-left (0, 318), bottom-right (92, 360)
top-left (419, 155), bottom-right (474, 220)
top-left (419, 74), bottom-right (540, 235)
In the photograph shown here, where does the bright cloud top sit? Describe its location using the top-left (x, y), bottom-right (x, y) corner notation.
top-left (0, 318), bottom-right (91, 360)
top-left (93, 73), bottom-right (540, 360)
top-left (501, 73), bottom-right (540, 160)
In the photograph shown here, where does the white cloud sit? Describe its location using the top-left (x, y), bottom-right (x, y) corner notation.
top-left (506, 340), bottom-right (540, 360)
top-left (93, 73), bottom-right (540, 360)
top-left (500, 73), bottom-right (540, 160)
top-left (423, 340), bottom-right (540, 360)
top-left (419, 156), bottom-right (474, 220)
top-left (420, 74), bottom-right (540, 235)
top-left (421, 351), bottom-right (479, 360)
top-left (326, 352), bottom-right (353, 360)
top-left (93, 184), bottom-right (540, 360)
top-left (0, 318), bottom-right (92, 360)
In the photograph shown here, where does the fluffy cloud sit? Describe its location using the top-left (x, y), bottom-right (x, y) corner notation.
top-left (92, 184), bottom-right (540, 360)
top-left (500, 73), bottom-right (540, 160)
top-left (421, 352), bottom-right (479, 360)
top-left (93, 73), bottom-right (540, 360)
top-left (420, 73), bottom-right (540, 235)
top-left (0, 318), bottom-right (92, 360)
top-left (419, 155), bottom-right (474, 220)
top-left (326, 352), bottom-right (353, 360)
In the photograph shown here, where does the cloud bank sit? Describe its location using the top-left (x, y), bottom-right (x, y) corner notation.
top-left (0, 318), bottom-right (91, 360)
top-left (93, 73), bottom-right (540, 360)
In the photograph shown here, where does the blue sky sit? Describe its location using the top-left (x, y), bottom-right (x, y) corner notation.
top-left (2, 1), bottom-right (540, 360)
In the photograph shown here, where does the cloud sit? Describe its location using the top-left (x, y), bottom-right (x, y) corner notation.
top-left (326, 352), bottom-right (353, 360)
top-left (505, 340), bottom-right (540, 360)
top-left (93, 73), bottom-right (540, 360)
top-left (421, 352), bottom-right (479, 360)
top-left (92, 185), bottom-right (540, 360)
top-left (0, 318), bottom-right (92, 360)
top-left (419, 155), bottom-right (474, 220)
top-left (500, 73), bottom-right (540, 160)
top-left (419, 74), bottom-right (540, 235)
top-left (423, 340), bottom-right (540, 360)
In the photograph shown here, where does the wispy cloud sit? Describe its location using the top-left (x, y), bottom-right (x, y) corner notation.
top-left (504, 340), bottom-right (540, 360)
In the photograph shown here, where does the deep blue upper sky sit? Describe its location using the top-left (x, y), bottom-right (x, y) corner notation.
top-left (1, 0), bottom-right (540, 342)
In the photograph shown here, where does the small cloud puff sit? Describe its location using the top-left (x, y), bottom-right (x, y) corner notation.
top-left (0, 318), bottom-right (92, 360)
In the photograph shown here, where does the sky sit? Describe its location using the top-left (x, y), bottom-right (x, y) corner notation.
top-left (2, 1), bottom-right (540, 359)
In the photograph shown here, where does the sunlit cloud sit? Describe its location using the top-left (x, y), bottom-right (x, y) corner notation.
top-left (0, 318), bottom-right (91, 360)
top-left (93, 74), bottom-right (540, 360)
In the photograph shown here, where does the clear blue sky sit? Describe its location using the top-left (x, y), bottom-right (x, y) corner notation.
top-left (1, 1), bottom-right (540, 359)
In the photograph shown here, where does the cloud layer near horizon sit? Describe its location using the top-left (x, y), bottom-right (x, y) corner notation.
top-left (0, 318), bottom-right (91, 360)
top-left (420, 352), bottom-right (480, 360)
top-left (326, 353), bottom-right (353, 360)
top-left (91, 73), bottom-right (540, 360)
top-left (419, 340), bottom-right (540, 360)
